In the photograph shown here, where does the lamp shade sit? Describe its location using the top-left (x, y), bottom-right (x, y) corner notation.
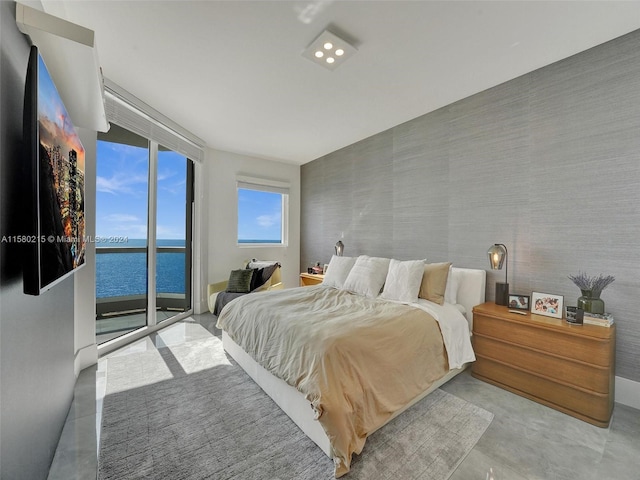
top-left (487, 243), bottom-right (509, 306)
top-left (488, 244), bottom-right (506, 270)
top-left (335, 240), bottom-right (344, 256)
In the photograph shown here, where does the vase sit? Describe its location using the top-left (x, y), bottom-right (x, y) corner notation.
top-left (577, 290), bottom-right (605, 314)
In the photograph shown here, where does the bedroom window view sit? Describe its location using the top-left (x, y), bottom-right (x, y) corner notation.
top-left (237, 187), bottom-right (287, 245)
top-left (95, 124), bottom-right (193, 344)
top-left (155, 146), bottom-right (193, 323)
top-left (95, 126), bottom-right (149, 343)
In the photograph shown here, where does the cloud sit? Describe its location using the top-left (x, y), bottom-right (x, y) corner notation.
top-left (104, 214), bottom-right (140, 223)
top-left (156, 224), bottom-right (181, 239)
top-left (96, 173), bottom-right (148, 195)
top-left (105, 223), bottom-right (148, 238)
top-left (256, 213), bottom-right (280, 228)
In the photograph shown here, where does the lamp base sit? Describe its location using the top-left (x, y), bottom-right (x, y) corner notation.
top-left (495, 282), bottom-right (509, 306)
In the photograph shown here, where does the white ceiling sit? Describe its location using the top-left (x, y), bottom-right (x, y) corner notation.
top-left (46, 1), bottom-right (640, 165)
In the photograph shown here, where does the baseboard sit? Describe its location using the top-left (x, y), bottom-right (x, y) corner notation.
top-left (74, 343), bottom-right (98, 377)
top-left (615, 375), bottom-right (640, 410)
top-left (195, 299), bottom-right (209, 315)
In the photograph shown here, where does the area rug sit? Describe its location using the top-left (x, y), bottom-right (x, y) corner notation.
top-left (98, 334), bottom-right (493, 480)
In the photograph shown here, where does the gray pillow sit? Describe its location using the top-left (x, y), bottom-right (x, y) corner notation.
top-left (226, 269), bottom-right (254, 293)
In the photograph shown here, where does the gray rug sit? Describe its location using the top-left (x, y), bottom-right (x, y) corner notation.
top-left (98, 335), bottom-right (493, 479)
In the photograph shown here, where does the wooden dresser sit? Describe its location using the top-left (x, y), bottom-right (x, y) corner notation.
top-left (299, 273), bottom-right (324, 287)
top-left (471, 302), bottom-right (615, 427)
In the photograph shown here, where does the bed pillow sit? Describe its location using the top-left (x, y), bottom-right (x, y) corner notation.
top-left (322, 255), bottom-right (356, 289)
top-left (226, 269), bottom-right (254, 293)
top-left (380, 259), bottom-right (425, 303)
top-left (342, 255), bottom-right (391, 298)
top-left (418, 262), bottom-right (452, 305)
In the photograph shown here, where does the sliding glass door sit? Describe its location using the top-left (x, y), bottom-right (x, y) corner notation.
top-left (95, 125), bottom-right (193, 344)
top-left (95, 125), bottom-right (150, 343)
top-left (155, 145), bottom-right (193, 322)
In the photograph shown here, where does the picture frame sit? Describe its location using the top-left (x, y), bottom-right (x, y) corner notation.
top-left (565, 306), bottom-right (584, 324)
top-left (508, 294), bottom-right (530, 310)
top-left (531, 292), bottom-right (564, 319)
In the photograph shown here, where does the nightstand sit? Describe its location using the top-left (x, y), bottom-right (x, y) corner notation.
top-left (299, 273), bottom-right (324, 286)
top-left (471, 302), bottom-right (615, 427)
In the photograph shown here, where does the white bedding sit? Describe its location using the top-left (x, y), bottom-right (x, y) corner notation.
top-left (413, 299), bottom-right (476, 369)
top-left (216, 266), bottom-right (486, 477)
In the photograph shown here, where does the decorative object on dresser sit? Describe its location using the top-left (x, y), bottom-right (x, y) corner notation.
top-left (508, 294), bottom-right (529, 310)
top-left (568, 272), bottom-right (615, 314)
top-left (565, 306), bottom-right (584, 324)
top-left (471, 302), bottom-right (615, 427)
top-left (583, 312), bottom-right (615, 327)
top-left (487, 243), bottom-right (509, 305)
top-left (530, 292), bottom-right (563, 319)
top-left (335, 239), bottom-right (344, 256)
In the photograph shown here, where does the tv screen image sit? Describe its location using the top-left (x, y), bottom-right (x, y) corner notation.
top-left (23, 46), bottom-right (85, 295)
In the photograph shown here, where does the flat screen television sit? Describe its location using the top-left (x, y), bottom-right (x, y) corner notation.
top-left (23, 45), bottom-right (85, 295)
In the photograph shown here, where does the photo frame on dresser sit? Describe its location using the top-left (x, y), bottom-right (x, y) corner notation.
top-left (531, 292), bottom-right (563, 319)
top-left (508, 294), bottom-right (530, 310)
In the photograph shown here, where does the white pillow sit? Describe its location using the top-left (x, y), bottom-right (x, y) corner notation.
top-left (380, 259), bottom-right (425, 303)
top-left (444, 267), bottom-right (461, 304)
top-left (342, 255), bottom-right (391, 298)
top-left (321, 255), bottom-right (356, 289)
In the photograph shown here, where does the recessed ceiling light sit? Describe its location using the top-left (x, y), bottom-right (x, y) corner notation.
top-left (302, 29), bottom-right (357, 71)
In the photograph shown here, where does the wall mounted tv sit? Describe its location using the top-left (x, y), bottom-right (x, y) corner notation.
top-left (23, 45), bottom-right (85, 295)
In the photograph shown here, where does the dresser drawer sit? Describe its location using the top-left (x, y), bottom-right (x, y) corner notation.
top-left (473, 335), bottom-right (611, 394)
top-left (473, 358), bottom-right (613, 427)
top-left (472, 302), bottom-right (615, 427)
top-left (473, 313), bottom-right (612, 367)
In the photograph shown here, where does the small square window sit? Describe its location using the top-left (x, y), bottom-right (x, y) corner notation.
top-left (237, 186), bottom-right (288, 246)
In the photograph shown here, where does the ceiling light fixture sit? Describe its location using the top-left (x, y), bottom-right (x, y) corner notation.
top-left (302, 29), bottom-right (357, 71)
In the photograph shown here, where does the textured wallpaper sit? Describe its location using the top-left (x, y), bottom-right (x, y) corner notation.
top-left (301, 29), bottom-right (640, 382)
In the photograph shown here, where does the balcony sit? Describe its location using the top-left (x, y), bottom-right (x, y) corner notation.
top-left (96, 244), bottom-right (190, 343)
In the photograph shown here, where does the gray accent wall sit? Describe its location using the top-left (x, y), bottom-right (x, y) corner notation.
top-left (1, 2), bottom-right (76, 478)
top-left (301, 29), bottom-right (640, 383)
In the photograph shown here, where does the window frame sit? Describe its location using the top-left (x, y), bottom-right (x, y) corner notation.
top-left (236, 176), bottom-right (290, 247)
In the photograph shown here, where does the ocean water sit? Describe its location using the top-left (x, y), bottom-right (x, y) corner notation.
top-left (96, 239), bottom-right (186, 298)
top-left (238, 239), bottom-right (281, 244)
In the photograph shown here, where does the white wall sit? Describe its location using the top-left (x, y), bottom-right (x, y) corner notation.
top-left (74, 127), bottom-right (98, 374)
top-left (205, 148), bottom-right (300, 307)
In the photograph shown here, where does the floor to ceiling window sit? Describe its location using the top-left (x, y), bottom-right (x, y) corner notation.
top-left (95, 125), bottom-right (150, 342)
top-left (95, 82), bottom-right (203, 346)
top-left (155, 145), bottom-right (193, 322)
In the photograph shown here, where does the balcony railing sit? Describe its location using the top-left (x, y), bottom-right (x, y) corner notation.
top-left (96, 245), bottom-right (190, 319)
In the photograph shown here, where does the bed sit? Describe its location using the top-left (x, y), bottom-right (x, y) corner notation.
top-left (216, 259), bottom-right (485, 477)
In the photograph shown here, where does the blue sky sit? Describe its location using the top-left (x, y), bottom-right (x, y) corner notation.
top-left (96, 141), bottom-right (186, 240)
top-left (97, 140), bottom-right (282, 242)
top-left (237, 189), bottom-right (282, 242)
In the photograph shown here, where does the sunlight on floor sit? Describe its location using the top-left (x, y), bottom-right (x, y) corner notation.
top-left (100, 319), bottom-right (230, 394)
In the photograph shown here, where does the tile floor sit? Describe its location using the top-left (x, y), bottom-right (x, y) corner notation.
top-left (48, 313), bottom-right (640, 480)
